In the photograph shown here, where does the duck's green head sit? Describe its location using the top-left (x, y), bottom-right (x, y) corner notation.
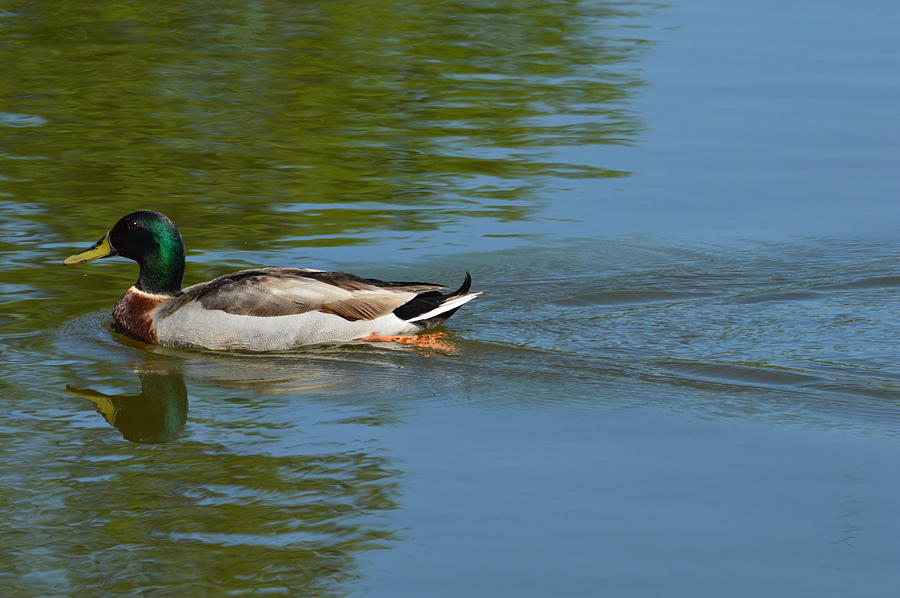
top-left (65, 210), bottom-right (185, 295)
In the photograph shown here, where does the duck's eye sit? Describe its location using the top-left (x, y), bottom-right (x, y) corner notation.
top-left (126, 220), bottom-right (139, 231)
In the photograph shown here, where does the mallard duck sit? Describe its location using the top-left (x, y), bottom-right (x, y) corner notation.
top-left (64, 210), bottom-right (481, 351)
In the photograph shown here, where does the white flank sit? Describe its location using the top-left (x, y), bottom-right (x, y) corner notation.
top-left (152, 302), bottom-right (418, 351)
top-left (405, 292), bottom-right (482, 323)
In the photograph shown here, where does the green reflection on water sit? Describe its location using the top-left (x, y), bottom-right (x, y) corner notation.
top-left (0, 1), bottom-right (655, 595)
top-left (0, 0), bottom-right (647, 247)
top-left (67, 358), bottom-right (188, 444)
top-left (4, 439), bottom-right (400, 597)
top-left (6, 346), bottom-right (404, 596)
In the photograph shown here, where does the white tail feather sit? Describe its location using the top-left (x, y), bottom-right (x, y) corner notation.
top-left (405, 292), bottom-right (482, 323)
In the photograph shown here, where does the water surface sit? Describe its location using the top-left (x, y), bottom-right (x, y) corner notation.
top-left (1, 1), bottom-right (899, 596)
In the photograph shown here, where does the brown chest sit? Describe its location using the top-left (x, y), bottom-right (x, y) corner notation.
top-left (112, 288), bottom-right (166, 343)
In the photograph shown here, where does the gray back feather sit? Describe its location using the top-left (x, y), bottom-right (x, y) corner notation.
top-left (159, 268), bottom-right (447, 320)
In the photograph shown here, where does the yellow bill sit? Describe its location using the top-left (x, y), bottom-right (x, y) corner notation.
top-left (66, 384), bottom-right (118, 424)
top-left (64, 232), bottom-right (116, 265)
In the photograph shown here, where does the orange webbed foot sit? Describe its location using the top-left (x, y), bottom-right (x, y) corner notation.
top-left (358, 331), bottom-right (455, 352)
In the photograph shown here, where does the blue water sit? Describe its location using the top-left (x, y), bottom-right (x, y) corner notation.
top-left (1, 1), bottom-right (899, 596)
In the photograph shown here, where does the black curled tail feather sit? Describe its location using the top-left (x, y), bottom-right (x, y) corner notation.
top-left (447, 272), bottom-right (472, 297)
top-left (392, 272), bottom-right (474, 324)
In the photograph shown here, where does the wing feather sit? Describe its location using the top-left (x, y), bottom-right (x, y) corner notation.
top-left (159, 268), bottom-right (423, 321)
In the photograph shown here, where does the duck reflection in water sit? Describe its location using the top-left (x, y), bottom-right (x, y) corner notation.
top-left (64, 329), bottom-right (447, 444)
top-left (67, 365), bottom-right (188, 444)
